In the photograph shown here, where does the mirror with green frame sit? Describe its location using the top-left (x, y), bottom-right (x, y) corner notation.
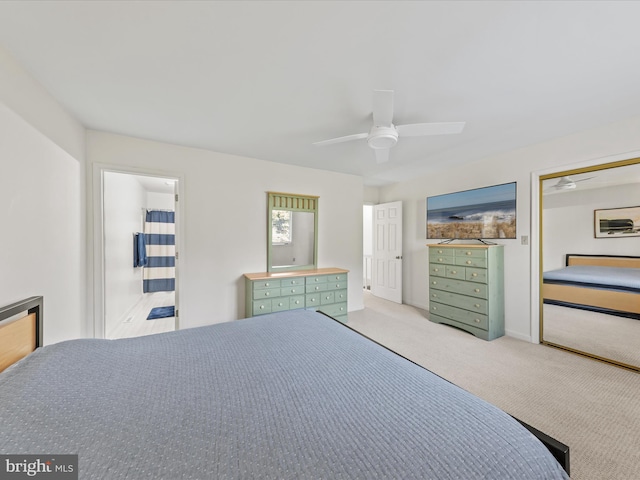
top-left (267, 192), bottom-right (318, 272)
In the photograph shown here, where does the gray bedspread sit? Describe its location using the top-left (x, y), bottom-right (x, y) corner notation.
top-left (0, 310), bottom-right (569, 479)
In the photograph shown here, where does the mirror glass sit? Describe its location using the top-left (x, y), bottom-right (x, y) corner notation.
top-left (540, 159), bottom-right (640, 371)
top-left (268, 193), bottom-right (318, 272)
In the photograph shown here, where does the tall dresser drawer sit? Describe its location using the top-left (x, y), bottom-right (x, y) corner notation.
top-left (430, 290), bottom-right (488, 313)
top-left (253, 299), bottom-right (272, 314)
top-left (455, 248), bottom-right (487, 259)
top-left (430, 302), bottom-right (489, 330)
top-left (430, 278), bottom-right (487, 299)
top-left (429, 264), bottom-right (447, 277)
top-left (466, 268), bottom-right (487, 283)
top-left (253, 279), bottom-right (281, 289)
top-left (455, 256), bottom-right (487, 268)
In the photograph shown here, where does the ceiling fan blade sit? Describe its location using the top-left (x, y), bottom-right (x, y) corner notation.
top-left (373, 90), bottom-right (394, 127)
top-left (374, 148), bottom-right (390, 164)
top-left (312, 132), bottom-right (368, 147)
top-left (574, 176), bottom-right (595, 183)
top-left (397, 122), bottom-right (466, 137)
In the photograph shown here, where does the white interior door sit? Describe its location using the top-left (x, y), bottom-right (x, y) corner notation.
top-left (371, 201), bottom-right (403, 303)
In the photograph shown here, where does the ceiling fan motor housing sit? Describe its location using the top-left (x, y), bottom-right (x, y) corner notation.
top-left (367, 125), bottom-right (398, 149)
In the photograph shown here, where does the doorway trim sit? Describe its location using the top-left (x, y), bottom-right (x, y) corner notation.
top-left (91, 163), bottom-right (185, 339)
top-left (530, 149), bottom-right (640, 345)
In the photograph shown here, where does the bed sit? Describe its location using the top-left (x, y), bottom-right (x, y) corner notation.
top-left (0, 296), bottom-right (569, 479)
top-left (543, 254), bottom-right (640, 320)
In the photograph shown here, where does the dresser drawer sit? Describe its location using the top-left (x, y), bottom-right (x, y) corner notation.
top-left (306, 275), bottom-right (328, 285)
top-left (253, 287), bottom-right (281, 300)
top-left (327, 273), bottom-right (348, 283)
top-left (327, 280), bottom-right (347, 290)
top-left (253, 299), bottom-right (272, 314)
top-left (271, 298), bottom-right (290, 312)
top-left (430, 302), bottom-right (488, 330)
top-left (334, 289), bottom-right (347, 303)
top-left (253, 279), bottom-right (281, 289)
top-left (430, 277), bottom-right (487, 299)
top-left (281, 277), bottom-right (305, 287)
top-left (455, 248), bottom-right (487, 259)
top-left (306, 283), bottom-right (328, 293)
top-left (429, 253), bottom-right (455, 265)
top-left (445, 265), bottom-right (465, 279)
top-left (430, 290), bottom-right (487, 314)
top-left (430, 263), bottom-right (447, 277)
top-left (466, 267), bottom-right (487, 283)
top-left (281, 285), bottom-right (305, 296)
top-left (320, 302), bottom-right (348, 318)
top-left (306, 293), bottom-right (322, 308)
top-left (321, 291), bottom-right (335, 305)
top-left (455, 256), bottom-right (487, 268)
top-left (289, 295), bottom-right (305, 309)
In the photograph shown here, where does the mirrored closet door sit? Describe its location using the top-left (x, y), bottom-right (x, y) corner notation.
top-left (540, 158), bottom-right (640, 371)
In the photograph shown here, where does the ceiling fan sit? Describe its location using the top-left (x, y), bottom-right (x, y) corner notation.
top-left (546, 175), bottom-right (595, 191)
top-left (312, 90), bottom-right (465, 164)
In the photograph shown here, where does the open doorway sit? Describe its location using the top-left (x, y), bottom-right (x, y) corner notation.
top-left (102, 171), bottom-right (179, 339)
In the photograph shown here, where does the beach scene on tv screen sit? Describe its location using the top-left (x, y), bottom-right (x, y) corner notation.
top-left (427, 183), bottom-right (516, 239)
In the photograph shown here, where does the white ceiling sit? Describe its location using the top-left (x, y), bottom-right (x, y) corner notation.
top-left (2, 1), bottom-right (640, 186)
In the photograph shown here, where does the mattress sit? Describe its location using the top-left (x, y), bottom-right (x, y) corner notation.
top-left (0, 310), bottom-right (569, 479)
top-left (543, 265), bottom-right (640, 293)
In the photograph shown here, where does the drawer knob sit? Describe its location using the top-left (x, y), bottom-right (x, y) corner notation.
top-left (466, 251), bottom-right (472, 255)
top-left (278, 302), bottom-right (283, 307)
top-left (472, 273), bottom-right (478, 277)
top-left (432, 281), bottom-right (437, 285)
top-left (432, 294), bottom-right (437, 298)
top-left (259, 305), bottom-right (265, 309)
top-left (474, 288), bottom-right (480, 293)
top-left (432, 306), bottom-right (437, 311)
top-left (310, 298), bottom-right (316, 303)
top-left (295, 300), bottom-right (300, 305)
top-left (339, 307), bottom-right (344, 311)
top-left (466, 260), bottom-right (472, 265)
top-left (326, 296), bottom-right (330, 300)
top-left (474, 318), bottom-right (481, 323)
top-left (265, 292), bottom-right (270, 296)
top-left (474, 304), bottom-right (480, 308)
top-left (265, 282), bottom-right (270, 286)
top-left (451, 270), bottom-right (457, 274)
top-left (315, 286), bottom-right (320, 290)
top-left (291, 289), bottom-right (296, 293)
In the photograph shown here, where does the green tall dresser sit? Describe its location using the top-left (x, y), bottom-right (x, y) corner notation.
top-left (428, 244), bottom-right (504, 340)
top-left (244, 268), bottom-right (349, 323)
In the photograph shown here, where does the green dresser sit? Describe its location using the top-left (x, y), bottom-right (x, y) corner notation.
top-left (244, 268), bottom-right (348, 323)
top-left (428, 245), bottom-right (504, 340)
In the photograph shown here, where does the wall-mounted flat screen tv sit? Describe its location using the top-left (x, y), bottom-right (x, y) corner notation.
top-left (426, 182), bottom-right (517, 240)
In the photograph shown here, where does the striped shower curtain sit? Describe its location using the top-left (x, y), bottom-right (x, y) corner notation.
top-left (143, 210), bottom-right (175, 293)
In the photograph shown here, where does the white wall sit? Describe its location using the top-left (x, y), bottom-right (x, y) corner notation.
top-left (103, 172), bottom-right (147, 327)
top-left (0, 104), bottom-right (85, 344)
top-left (543, 182), bottom-right (640, 271)
top-left (0, 46), bottom-right (86, 344)
top-left (87, 131), bottom-right (364, 330)
top-left (379, 115), bottom-right (640, 341)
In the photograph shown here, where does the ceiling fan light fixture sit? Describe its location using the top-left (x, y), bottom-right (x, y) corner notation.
top-left (367, 125), bottom-right (398, 149)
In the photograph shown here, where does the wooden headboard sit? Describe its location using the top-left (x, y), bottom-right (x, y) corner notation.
top-left (567, 254), bottom-right (640, 269)
top-left (0, 296), bottom-right (43, 372)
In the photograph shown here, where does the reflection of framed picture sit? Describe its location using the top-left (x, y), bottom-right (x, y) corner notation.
top-left (594, 206), bottom-right (640, 238)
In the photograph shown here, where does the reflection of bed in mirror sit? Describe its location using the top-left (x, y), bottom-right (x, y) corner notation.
top-left (543, 254), bottom-right (640, 319)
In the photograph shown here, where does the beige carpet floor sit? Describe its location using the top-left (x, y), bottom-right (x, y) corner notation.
top-left (347, 292), bottom-right (640, 480)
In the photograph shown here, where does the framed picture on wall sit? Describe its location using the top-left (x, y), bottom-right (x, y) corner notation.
top-left (594, 206), bottom-right (640, 238)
